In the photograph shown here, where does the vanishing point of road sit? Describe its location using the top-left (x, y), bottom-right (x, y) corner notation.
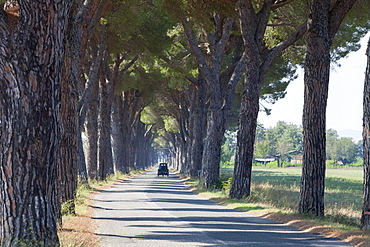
top-left (93, 168), bottom-right (350, 247)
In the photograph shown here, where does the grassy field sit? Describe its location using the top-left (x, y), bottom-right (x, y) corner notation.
top-left (249, 167), bottom-right (363, 221)
top-left (216, 166), bottom-right (363, 222)
top-left (185, 166), bottom-right (368, 246)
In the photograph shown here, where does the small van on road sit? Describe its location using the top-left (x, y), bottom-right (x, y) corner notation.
top-left (157, 163), bottom-right (169, 177)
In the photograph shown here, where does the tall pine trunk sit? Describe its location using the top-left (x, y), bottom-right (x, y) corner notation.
top-left (189, 79), bottom-right (206, 177)
top-left (78, 120), bottom-right (88, 180)
top-left (98, 71), bottom-right (114, 179)
top-left (230, 60), bottom-right (261, 198)
top-left (201, 101), bottom-right (223, 188)
top-left (229, 0), bottom-right (307, 199)
top-left (85, 76), bottom-right (100, 180)
top-left (361, 37), bottom-right (370, 229)
top-left (229, 0), bottom-right (268, 199)
top-left (57, 5), bottom-right (80, 218)
top-left (0, 1), bottom-right (71, 245)
top-left (58, 0), bottom-right (106, 193)
top-left (298, 0), bottom-right (356, 216)
top-left (299, 0), bottom-right (331, 216)
top-left (135, 121), bottom-right (153, 170)
top-left (182, 16), bottom-right (235, 188)
top-left (57, 55), bottom-right (79, 216)
top-left (178, 92), bottom-right (190, 173)
top-left (112, 95), bottom-right (128, 173)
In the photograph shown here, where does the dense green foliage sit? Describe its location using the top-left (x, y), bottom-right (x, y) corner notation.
top-left (253, 121), bottom-right (303, 164)
top-left (326, 131), bottom-right (358, 165)
top-left (137, 0), bottom-right (370, 153)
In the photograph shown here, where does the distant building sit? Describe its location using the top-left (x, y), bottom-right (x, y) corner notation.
top-left (286, 150), bottom-right (303, 164)
top-left (254, 151), bottom-right (303, 165)
top-left (254, 157), bottom-right (278, 164)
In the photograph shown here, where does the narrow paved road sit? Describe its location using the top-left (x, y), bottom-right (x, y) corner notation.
top-left (93, 168), bottom-right (350, 247)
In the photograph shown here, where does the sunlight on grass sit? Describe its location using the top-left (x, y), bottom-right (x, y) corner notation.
top-left (251, 167), bottom-right (363, 219)
top-left (189, 166), bottom-right (365, 232)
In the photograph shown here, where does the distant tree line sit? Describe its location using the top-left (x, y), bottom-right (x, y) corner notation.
top-left (247, 121), bottom-right (361, 166)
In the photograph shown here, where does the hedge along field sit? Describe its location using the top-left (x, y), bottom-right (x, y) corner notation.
top-left (221, 167), bottom-right (363, 227)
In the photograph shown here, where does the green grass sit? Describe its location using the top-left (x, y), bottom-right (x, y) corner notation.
top-left (251, 167), bottom-right (363, 217)
top-left (188, 166), bottom-right (364, 230)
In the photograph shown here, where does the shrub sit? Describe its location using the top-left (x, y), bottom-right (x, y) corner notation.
top-left (220, 161), bottom-right (234, 168)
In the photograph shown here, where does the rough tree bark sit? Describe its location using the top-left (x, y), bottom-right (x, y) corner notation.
top-left (175, 91), bottom-right (189, 173)
top-left (82, 38), bottom-right (106, 180)
top-left (135, 122), bottom-right (145, 170)
top-left (230, 58), bottom-right (260, 199)
top-left (185, 86), bottom-right (194, 175)
top-left (85, 71), bottom-right (100, 180)
top-left (58, 5), bottom-right (80, 219)
top-left (135, 122), bottom-right (154, 170)
top-left (230, 0), bottom-right (307, 199)
top-left (58, 45), bottom-right (79, 217)
top-left (299, 0), bottom-right (358, 216)
top-left (182, 15), bottom-right (246, 188)
top-left (96, 33), bottom-right (114, 179)
top-left (123, 90), bottom-right (141, 170)
top-left (108, 54), bottom-right (139, 173)
top-left (98, 68), bottom-right (114, 179)
top-left (143, 127), bottom-right (155, 169)
top-left (167, 132), bottom-right (180, 170)
top-left (299, 0), bottom-right (331, 217)
top-left (75, 1), bottom-right (108, 182)
top-left (112, 95), bottom-right (128, 173)
top-left (362, 36), bottom-right (370, 229)
top-left (188, 78), bottom-right (206, 177)
top-left (182, 16), bottom-right (231, 187)
top-left (0, 1), bottom-right (71, 245)
top-left (57, 1), bottom-right (108, 220)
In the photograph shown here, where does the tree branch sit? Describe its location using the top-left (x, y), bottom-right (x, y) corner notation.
top-left (256, 0), bottom-right (274, 47)
top-left (260, 21), bottom-right (307, 78)
top-left (181, 17), bottom-right (212, 82)
top-left (328, 0), bottom-right (357, 41)
top-left (185, 76), bottom-right (199, 85)
top-left (78, 29), bottom-right (106, 113)
top-left (222, 51), bottom-right (247, 111)
top-left (271, 0), bottom-right (295, 10)
top-left (117, 55), bottom-right (139, 79)
top-left (267, 23), bottom-right (297, 27)
top-left (238, 0), bottom-right (258, 52)
top-left (212, 17), bottom-right (234, 74)
top-left (87, 1), bottom-right (111, 39)
top-left (119, 52), bottom-right (130, 64)
top-left (144, 124), bottom-right (155, 137)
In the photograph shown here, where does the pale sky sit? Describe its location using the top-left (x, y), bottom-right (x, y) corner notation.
top-left (258, 33), bottom-right (369, 140)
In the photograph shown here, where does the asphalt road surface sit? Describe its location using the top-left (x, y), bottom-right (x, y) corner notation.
top-left (93, 168), bottom-right (350, 247)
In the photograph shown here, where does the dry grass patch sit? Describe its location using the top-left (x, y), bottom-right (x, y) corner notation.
top-left (59, 213), bottom-right (99, 247)
top-left (58, 170), bottom-right (149, 246)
